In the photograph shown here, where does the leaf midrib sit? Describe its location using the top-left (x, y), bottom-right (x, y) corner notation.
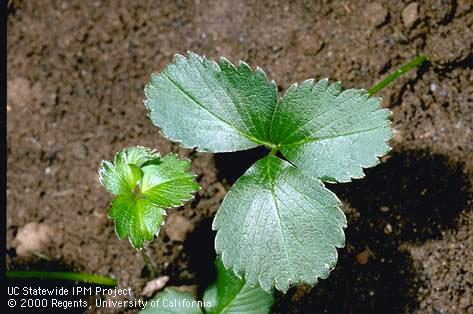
top-left (275, 90), bottom-right (359, 144)
top-left (141, 174), bottom-right (189, 194)
top-left (161, 71), bottom-right (277, 149)
top-left (265, 157), bottom-right (293, 285)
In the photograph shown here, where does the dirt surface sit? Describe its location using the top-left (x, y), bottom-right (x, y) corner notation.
top-left (6, 1), bottom-right (473, 313)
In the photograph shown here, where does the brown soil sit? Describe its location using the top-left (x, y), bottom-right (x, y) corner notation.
top-left (7, 1), bottom-right (473, 313)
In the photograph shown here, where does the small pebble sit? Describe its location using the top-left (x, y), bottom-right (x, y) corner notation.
top-left (384, 223), bottom-right (393, 234)
top-left (402, 3), bottom-right (419, 28)
top-left (365, 3), bottom-right (388, 28)
top-left (14, 223), bottom-right (54, 256)
top-left (142, 276), bottom-right (169, 297)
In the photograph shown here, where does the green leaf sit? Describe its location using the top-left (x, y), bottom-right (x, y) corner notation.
top-left (203, 284), bottom-right (218, 312)
top-left (99, 147), bottom-right (159, 195)
top-left (141, 288), bottom-right (203, 314)
top-left (271, 79), bottom-right (393, 182)
top-left (213, 155), bottom-right (346, 292)
top-left (144, 52), bottom-right (278, 152)
top-left (109, 194), bottom-right (165, 249)
top-left (144, 53), bottom-right (393, 292)
top-left (141, 154), bottom-right (200, 208)
top-left (203, 257), bottom-right (274, 314)
top-left (98, 147), bottom-right (199, 249)
top-left (145, 53), bottom-right (392, 181)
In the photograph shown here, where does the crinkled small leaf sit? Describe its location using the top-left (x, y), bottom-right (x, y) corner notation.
top-left (141, 288), bottom-right (202, 314)
top-left (144, 52), bottom-right (278, 152)
top-left (271, 79), bottom-right (393, 182)
top-left (213, 155), bottom-right (346, 293)
top-left (99, 147), bottom-right (199, 249)
top-left (203, 257), bottom-right (274, 314)
top-left (109, 194), bottom-right (165, 248)
top-left (141, 154), bottom-right (200, 208)
top-left (121, 146), bottom-right (162, 166)
top-left (99, 147), bottom-right (160, 195)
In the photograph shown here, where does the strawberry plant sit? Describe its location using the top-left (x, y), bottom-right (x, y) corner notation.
top-left (144, 52), bottom-right (398, 293)
top-left (99, 52), bottom-right (425, 313)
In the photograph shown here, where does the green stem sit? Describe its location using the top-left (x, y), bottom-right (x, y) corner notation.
top-left (6, 270), bottom-right (117, 286)
top-left (368, 55), bottom-right (427, 96)
top-left (269, 146), bottom-right (279, 156)
top-left (140, 248), bottom-right (158, 278)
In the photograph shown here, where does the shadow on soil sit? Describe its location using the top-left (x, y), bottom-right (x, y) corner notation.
top-left (188, 148), bottom-right (469, 313)
top-left (275, 149), bottom-right (470, 314)
top-left (184, 218), bottom-right (217, 295)
top-left (214, 146), bottom-right (270, 184)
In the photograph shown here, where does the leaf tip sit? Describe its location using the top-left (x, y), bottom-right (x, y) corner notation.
top-left (237, 60), bottom-right (252, 72)
top-left (218, 56), bottom-right (235, 70)
top-left (255, 65), bottom-right (270, 80)
top-left (173, 52), bottom-right (187, 63)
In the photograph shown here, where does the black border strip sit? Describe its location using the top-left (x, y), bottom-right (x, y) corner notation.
top-left (2, 0), bottom-right (8, 308)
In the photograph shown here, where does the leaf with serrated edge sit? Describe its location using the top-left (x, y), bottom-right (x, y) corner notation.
top-left (99, 146), bottom-right (160, 195)
top-left (213, 155), bottom-right (346, 293)
top-left (141, 288), bottom-right (202, 314)
top-left (98, 147), bottom-right (199, 249)
top-left (203, 257), bottom-right (274, 314)
top-left (141, 154), bottom-right (200, 208)
top-left (109, 194), bottom-right (165, 248)
top-left (144, 53), bottom-right (393, 292)
top-left (144, 52), bottom-right (278, 152)
top-left (271, 79), bottom-right (393, 182)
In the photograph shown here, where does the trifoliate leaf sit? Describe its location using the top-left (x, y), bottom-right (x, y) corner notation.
top-left (144, 53), bottom-right (393, 292)
top-left (141, 288), bottom-right (202, 314)
top-left (203, 257), bottom-right (274, 314)
top-left (144, 52), bottom-right (278, 152)
top-left (98, 147), bottom-right (199, 249)
top-left (271, 79), bottom-right (393, 182)
top-left (213, 155), bottom-right (346, 293)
